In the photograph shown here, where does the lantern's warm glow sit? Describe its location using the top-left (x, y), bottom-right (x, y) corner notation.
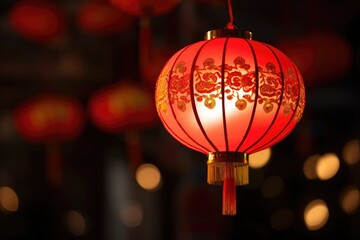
top-left (342, 139), bottom-right (360, 165)
top-left (304, 199), bottom-right (329, 231)
top-left (9, 0), bottom-right (66, 43)
top-left (316, 153), bottom-right (340, 180)
top-left (64, 210), bottom-right (86, 236)
top-left (135, 163), bottom-right (162, 191)
top-left (249, 148), bottom-right (271, 169)
top-left (120, 201), bottom-right (143, 227)
top-left (340, 186), bottom-right (360, 214)
top-left (303, 154), bottom-right (321, 180)
top-left (0, 186), bottom-right (19, 212)
top-left (155, 29), bottom-right (305, 215)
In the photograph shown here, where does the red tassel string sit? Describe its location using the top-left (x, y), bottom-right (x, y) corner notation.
top-left (222, 163), bottom-right (236, 215)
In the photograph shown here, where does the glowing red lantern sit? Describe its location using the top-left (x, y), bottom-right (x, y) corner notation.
top-left (110, 0), bottom-right (180, 16)
top-left (89, 81), bottom-right (157, 133)
top-left (13, 94), bottom-right (85, 186)
top-left (76, 1), bottom-right (135, 36)
top-left (9, 0), bottom-right (66, 43)
top-left (155, 29), bottom-right (305, 215)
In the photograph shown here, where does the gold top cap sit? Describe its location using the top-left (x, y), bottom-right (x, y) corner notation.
top-left (205, 29), bottom-right (253, 40)
top-left (207, 152), bottom-right (249, 164)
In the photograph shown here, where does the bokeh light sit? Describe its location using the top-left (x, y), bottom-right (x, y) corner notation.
top-left (0, 186), bottom-right (19, 212)
top-left (63, 210), bottom-right (86, 236)
top-left (270, 208), bottom-right (294, 231)
top-left (303, 154), bottom-right (321, 180)
top-left (316, 153), bottom-right (340, 180)
top-left (135, 163), bottom-right (162, 191)
top-left (260, 176), bottom-right (284, 198)
top-left (342, 139), bottom-right (360, 165)
top-left (249, 148), bottom-right (271, 169)
top-left (120, 201), bottom-right (143, 228)
top-left (340, 186), bottom-right (360, 214)
top-left (304, 199), bottom-right (329, 231)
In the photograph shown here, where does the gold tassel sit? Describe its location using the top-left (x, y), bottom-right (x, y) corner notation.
top-left (207, 152), bottom-right (249, 215)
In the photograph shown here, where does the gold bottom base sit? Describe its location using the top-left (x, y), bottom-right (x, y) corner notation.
top-left (207, 152), bottom-right (249, 186)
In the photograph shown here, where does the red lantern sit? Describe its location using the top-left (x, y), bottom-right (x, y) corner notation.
top-left (155, 29), bottom-right (305, 215)
top-left (13, 94), bottom-right (84, 143)
top-left (89, 81), bottom-right (157, 133)
top-left (89, 81), bottom-right (158, 170)
top-left (76, 1), bottom-right (135, 36)
top-left (13, 94), bottom-right (85, 186)
top-left (9, 0), bottom-right (66, 43)
top-left (110, 0), bottom-right (180, 16)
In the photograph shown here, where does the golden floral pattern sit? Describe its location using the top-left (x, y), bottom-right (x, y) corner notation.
top-left (155, 66), bottom-right (170, 114)
top-left (156, 56), bottom-right (304, 119)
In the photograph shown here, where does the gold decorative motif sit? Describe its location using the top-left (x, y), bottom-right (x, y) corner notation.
top-left (155, 66), bottom-right (170, 114)
top-left (158, 56), bottom-right (303, 118)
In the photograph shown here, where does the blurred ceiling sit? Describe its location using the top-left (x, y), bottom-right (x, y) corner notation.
top-left (0, 0), bottom-right (358, 109)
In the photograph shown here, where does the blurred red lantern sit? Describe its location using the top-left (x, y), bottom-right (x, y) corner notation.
top-left (89, 81), bottom-right (157, 133)
top-left (89, 81), bottom-right (158, 170)
top-left (110, 0), bottom-right (180, 16)
top-left (9, 0), bottom-right (66, 43)
top-left (13, 94), bottom-right (85, 186)
top-left (277, 31), bottom-right (352, 87)
top-left (14, 94), bottom-right (84, 143)
top-left (155, 29), bottom-right (305, 215)
top-left (76, 1), bottom-right (135, 36)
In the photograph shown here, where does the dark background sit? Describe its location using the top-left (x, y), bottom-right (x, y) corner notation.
top-left (0, 0), bottom-right (359, 239)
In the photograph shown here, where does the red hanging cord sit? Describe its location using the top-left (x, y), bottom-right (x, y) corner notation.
top-left (226, 0), bottom-right (235, 29)
top-left (222, 163), bottom-right (236, 215)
